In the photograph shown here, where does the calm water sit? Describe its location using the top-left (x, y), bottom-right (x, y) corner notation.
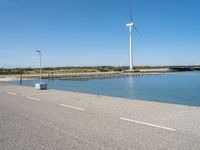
top-left (10, 72), bottom-right (200, 106)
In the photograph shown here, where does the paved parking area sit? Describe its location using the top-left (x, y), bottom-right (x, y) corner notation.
top-left (0, 83), bottom-right (200, 149)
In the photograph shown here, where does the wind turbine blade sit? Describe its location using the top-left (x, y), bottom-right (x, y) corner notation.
top-left (128, 0), bottom-right (133, 22)
top-left (134, 25), bottom-right (140, 34)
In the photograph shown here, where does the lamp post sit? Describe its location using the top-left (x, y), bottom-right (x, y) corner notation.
top-left (35, 50), bottom-right (47, 90)
top-left (36, 50), bottom-right (41, 83)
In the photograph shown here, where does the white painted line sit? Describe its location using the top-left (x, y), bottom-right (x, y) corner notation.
top-left (120, 117), bottom-right (175, 131)
top-left (7, 92), bottom-right (17, 96)
top-left (59, 104), bottom-right (85, 111)
top-left (27, 97), bottom-right (41, 101)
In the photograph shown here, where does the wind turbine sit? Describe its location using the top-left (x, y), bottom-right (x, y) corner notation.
top-left (126, 1), bottom-right (139, 71)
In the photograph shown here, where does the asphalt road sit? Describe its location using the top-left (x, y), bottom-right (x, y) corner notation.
top-left (0, 83), bottom-right (200, 150)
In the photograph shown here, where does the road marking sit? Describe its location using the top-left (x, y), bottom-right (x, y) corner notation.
top-left (8, 92), bottom-right (17, 96)
top-left (27, 97), bottom-right (41, 101)
top-left (120, 117), bottom-right (175, 131)
top-left (59, 104), bottom-right (85, 111)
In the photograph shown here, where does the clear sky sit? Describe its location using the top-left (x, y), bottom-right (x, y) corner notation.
top-left (0, 0), bottom-right (200, 68)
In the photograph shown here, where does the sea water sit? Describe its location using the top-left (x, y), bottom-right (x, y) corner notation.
top-left (10, 72), bottom-right (200, 107)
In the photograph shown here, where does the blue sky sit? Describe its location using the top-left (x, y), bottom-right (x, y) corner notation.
top-left (0, 0), bottom-right (200, 68)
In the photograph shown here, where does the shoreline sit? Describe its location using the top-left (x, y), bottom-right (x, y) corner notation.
top-left (3, 79), bottom-right (200, 108)
top-left (1, 82), bottom-right (199, 109)
top-left (1, 70), bottom-right (199, 82)
top-left (30, 83), bottom-right (200, 108)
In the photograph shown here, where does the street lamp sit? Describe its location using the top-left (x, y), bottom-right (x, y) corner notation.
top-left (35, 50), bottom-right (47, 90)
top-left (36, 50), bottom-right (41, 83)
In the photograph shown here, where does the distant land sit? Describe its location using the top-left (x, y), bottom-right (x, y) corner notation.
top-left (0, 66), bottom-right (200, 75)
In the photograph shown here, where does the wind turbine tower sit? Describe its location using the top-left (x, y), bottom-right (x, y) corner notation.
top-left (126, 22), bottom-right (134, 70)
top-left (126, 1), bottom-right (139, 71)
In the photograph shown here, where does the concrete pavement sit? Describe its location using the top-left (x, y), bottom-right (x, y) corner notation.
top-left (0, 83), bottom-right (200, 150)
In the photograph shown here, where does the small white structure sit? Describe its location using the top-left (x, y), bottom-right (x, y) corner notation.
top-left (35, 50), bottom-right (47, 90)
top-left (35, 83), bottom-right (47, 90)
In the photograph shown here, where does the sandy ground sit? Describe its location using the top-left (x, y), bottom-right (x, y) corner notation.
top-left (0, 75), bottom-right (38, 82)
top-left (0, 76), bottom-right (17, 82)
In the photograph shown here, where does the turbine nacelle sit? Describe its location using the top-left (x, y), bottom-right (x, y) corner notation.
top-left (126, 22), bottom-right (134, 27)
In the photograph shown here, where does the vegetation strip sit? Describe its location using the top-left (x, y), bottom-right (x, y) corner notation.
top-left (1, 66), bottom-right (199, 75)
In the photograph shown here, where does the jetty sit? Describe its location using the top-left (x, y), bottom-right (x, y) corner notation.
top-left (56, 72), bottom-right (165, 81)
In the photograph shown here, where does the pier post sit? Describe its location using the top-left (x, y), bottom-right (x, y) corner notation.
top-left (20, 73), bottom-right (22, 85)
top-left (48, 73), bottom-right (50, 80)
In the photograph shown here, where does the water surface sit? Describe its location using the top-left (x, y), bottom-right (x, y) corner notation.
top-left (10, 73), bottom-right (200, 106)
